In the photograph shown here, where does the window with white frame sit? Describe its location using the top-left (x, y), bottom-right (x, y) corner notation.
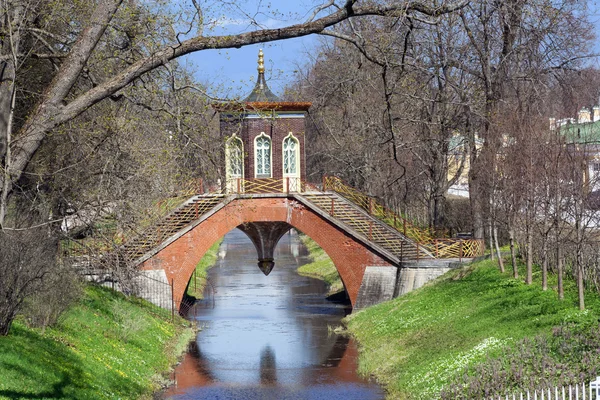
top-left (282, 133), bottom-right (299, 176)
top-left (255, 133), bottom-right (272, 178)
top-left (226, 136), bottom-right (243, 178)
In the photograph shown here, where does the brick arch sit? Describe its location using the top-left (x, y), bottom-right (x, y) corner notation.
top-left (139, 197), bottom-right (392, 310)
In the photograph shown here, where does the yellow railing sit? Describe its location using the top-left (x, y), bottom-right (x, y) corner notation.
top-left (323, 176), bottom-right (433, 244)
top-left (225, 177), bottom-right (320, 194)
top-left (430, 238), bottom-right (485, 259)
top-left (322, 176), bottom-right (485, 258)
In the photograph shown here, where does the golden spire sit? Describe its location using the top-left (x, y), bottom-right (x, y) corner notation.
top-left (258, 49), bottom-right (265, 74)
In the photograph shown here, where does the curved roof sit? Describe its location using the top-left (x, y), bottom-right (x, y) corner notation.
top-left (213, 49), bottom-right (311, 112)
top-left (243, 49), bottom-right (280, 102)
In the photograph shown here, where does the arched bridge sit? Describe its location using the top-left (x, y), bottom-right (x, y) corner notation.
top-left (120, 177), bottom-right (485, 311)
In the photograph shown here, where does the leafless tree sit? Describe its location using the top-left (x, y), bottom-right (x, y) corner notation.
top-left (0, 0), bottom-right (470, 227)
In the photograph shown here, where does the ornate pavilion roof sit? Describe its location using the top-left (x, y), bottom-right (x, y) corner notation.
top-left (244, 49), bottom-right (280, 102)
top-left (213, 49), bottom-right (311, 112)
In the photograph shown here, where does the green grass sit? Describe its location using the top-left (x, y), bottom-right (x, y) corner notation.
top-left (345, 258), bottom-right (600, 399)
top-left (0, 285), bottom-right (195, 399)
top-left (186, 239), bottom-right (223, 299)
top-left (297, 234), bottom-right (344, 294)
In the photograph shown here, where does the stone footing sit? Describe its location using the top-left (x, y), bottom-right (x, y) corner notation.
top-left (354, 259), bottom-right (466, 310)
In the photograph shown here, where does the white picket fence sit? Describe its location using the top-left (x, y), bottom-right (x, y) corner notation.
top-left (488, 377), bottom-right (600, 400)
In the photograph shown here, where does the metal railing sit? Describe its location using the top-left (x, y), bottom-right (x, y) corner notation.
top-left (487, 377), bottom-right (600, 400)
top-left (322, 176), bottom-right (485, 259)
top-left (323, 176), bottom-right (434, 244)
top-left (225, 177), bottom-right (320, 194)
top-left (431, 238), bottom-right (486, 260)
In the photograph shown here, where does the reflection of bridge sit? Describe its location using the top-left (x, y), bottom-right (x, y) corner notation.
top-left (122, 176), bottom-right (484, 312)
top-left (166, 332), bottom-right (364, 396)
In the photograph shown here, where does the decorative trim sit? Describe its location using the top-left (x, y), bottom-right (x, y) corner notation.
top-left (245, 113), bottom-right (305, 119)
top-left (212, 101), bottom-right (312, 112)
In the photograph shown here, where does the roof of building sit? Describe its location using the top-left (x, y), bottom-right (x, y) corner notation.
top-left (212, 49), bottom-right (311, 113)
top-left (560, 120), bottom-right (600, 145)
top-left (243, 49), bottom-right (281, 102)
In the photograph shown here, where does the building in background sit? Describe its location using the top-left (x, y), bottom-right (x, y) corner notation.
top-left (553, 105), bottom-right (600, 193)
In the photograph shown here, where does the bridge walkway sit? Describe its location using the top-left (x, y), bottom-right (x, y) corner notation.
top-left (115, 177), bottom-right (483, 267)
top-left (298, 192), bottom-right (433, 262)
top-left (123, 194), bottom-right (226, 261)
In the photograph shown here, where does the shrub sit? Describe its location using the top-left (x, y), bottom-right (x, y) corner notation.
top-left (21, 259), bottom-right (83, 333)
top-left (0, 229), bottom-right (58, 335)
top-left (441, 323), bottom-right (600, 399)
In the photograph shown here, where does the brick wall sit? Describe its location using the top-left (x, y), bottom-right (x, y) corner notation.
top-left (221, 112), bottom-right (307, 181)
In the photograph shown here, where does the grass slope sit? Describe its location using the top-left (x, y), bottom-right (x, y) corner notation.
top-left (0, 285), bottom-right (194, 399)
top-left (345, 259), bottom-right (600, 399)
top-left (297, 234), bottom-right (344, 294)
top-left (186, 238), bottom-right (223, 299)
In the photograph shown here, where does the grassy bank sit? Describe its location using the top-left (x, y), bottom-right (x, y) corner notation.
top-left (0, 285), bottom-right (194, 399)
top-left (345, 259), bottom-right (600, 399)
top-left (297, 234), bottom-right (344, 294)
top-left (186, 238), bottom-right (223, 299)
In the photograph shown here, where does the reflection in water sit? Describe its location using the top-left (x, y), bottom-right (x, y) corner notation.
top-left (164, 229), bottom-right (384, 400)
top-left (259, 346), bottom-right (277, 385)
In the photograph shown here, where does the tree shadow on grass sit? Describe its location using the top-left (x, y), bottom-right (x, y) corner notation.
top-left (0, 371), bottom-right (77, 399)
top-left (0, 325), bottom-right (89, 399)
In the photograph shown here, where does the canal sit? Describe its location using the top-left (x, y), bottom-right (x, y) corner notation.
top-left (163, 228), bottom-right (384, 399)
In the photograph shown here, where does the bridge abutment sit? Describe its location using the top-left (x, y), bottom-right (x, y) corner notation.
top-left (354, 259), bottom-right (466, 309)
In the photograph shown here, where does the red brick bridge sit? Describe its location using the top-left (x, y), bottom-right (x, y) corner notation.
top-left (122, 177), bottom-right (484, 312)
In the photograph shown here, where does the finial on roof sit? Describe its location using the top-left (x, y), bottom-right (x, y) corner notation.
top-left (258, 49), bottom-right (265, 74)
top-left (244, 48), bottom-right (280, 102)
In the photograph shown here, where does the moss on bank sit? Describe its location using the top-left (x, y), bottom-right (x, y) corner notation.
top-left (0, 285), bottom-right (194, 399)
top-left (297, 234), bottom-right (344, 295)
top-left (344, 259), bottom-right (600, 399)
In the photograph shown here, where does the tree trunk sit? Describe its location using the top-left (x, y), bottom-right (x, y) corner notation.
top-left (0, 80), bottom-right (15, 228)
top-left (525, 226), bottom-right (532, 285)
top-left (493, 224), bottom-right (504, 273)
top-left (576, 243), bottom-right (585, 310)
top-left (574, 197), bottom-right (585, 309)
top-left (0, 308), bottom-right (16, 336)
top-left (541, 238), bottom-right (548, 291)
top-left (577, 253), bottom-right (585, 310)
top-left (509, 228), bottom-right (518, 278)
top-left (432, 193), bottom-right (445, 234)
top-left (488, 218), bottom-right (494, 260)
top-left (471, 191), bottom-right (485, 239)
top-left (0, 8), bottom-right (21, 228)
top-left (557, 244), bottom-right (564, 300)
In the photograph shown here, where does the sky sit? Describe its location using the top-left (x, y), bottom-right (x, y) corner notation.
top-left (182, 1), bottom-right (324, 100)
top-left (185, 37), bottom-right (319, 100)
top-left (182, 0), bottom-right (600, 100)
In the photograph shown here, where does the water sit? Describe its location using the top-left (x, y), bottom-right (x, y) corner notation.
top-left (163, 228), bottom-right (384, 400)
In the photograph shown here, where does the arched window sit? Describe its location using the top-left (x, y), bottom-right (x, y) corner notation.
top-left (254, 133), bottom-right (272, 178)
top-left (226, 136), bottom-right (243, 178)
top-left (282, 133), bottom-right (299, 176)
